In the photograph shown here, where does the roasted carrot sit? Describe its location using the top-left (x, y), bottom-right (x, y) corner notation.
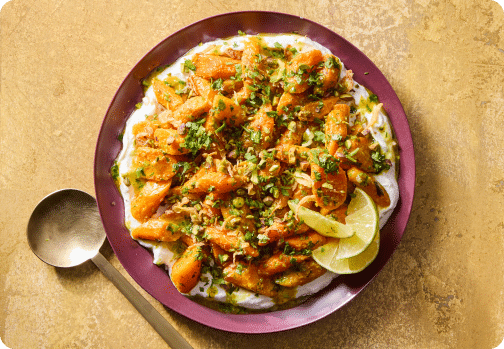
top-left (258, 252), bottom-right (310, 277)
top-left (284, 231), bottom-right (327, 251)
top-left (347, 166), bottom-right (391, 207)
top-left (171, 244), bottom-right (204, 293)
top-left (275, 260), bottom-right (326, 287)
top-left (325, 104), bottom-right (349, 156)
top-left (223, 262), bottom-right (277, 297)
top-left (192, 53), bottom-right (240, 80)
top-left (130, 180), bottom-right (172, 222)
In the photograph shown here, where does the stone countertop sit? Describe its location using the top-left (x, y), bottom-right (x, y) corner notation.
top-left (1, 1), bottom-right (504, 348)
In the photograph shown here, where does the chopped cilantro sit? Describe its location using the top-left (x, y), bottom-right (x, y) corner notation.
top-left (250, 130), bottom-right (262, 144)
top-left (211, 78), bottom-right (223, 90)
top-left (110, 162), bottom-right (119, 181)
top-left (312, 150), bottom-right (340, 174)
top-left (183, 59), bottom-right (196, 73)
top-left (217, 99), bottom-right (226, 111)
top-left (181, 120), bottom-right (213, 156)
top-left (324, 56), bottom-right (339, 69)
top-left (244, 152), bottom-right (258, 163)
top-left (215, 121), bottom-right (226, 133)
top-left (313, 130), bottom-right (326, 143)
top-left (371, 150), bottom-right (391, 172)
top-left (369, 94), bottom-right (379, 103)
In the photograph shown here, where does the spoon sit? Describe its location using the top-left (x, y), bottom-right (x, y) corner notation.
top-left (27, 188), bottom-right (193, 349)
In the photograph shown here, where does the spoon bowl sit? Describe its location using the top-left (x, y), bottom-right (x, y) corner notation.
top-left (27, 189), bottom-right (105, 268)
top-left (26, 188), bottom-right (193, 349)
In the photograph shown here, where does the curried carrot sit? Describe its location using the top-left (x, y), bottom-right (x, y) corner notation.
top-left (347, 166), bottom-right (391, 207)
top-left (171, 244), bottom-right (204, 293)
top-left (192, 53), bottom-right (240, 80)
top-left (325, 104), bottom-right (349, 156)
top-left (130, 180), bottom-right (172, 222)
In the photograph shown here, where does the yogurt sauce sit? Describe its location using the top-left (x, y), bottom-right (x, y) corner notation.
top-left (115, 34), bottom-right (399, 310)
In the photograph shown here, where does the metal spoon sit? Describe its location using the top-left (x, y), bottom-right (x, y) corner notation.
top-left (27, 188), bottom-right (193, 349)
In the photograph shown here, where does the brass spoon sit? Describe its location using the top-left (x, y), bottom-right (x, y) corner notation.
top-left (27, 189), bottom-right (193, 349)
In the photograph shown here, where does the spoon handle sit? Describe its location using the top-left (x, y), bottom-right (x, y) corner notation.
top-left (91, 252), bottom-right (193, 349)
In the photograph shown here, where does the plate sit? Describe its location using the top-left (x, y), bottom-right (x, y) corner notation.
top-left (94, 11), bottom-right (415, 333)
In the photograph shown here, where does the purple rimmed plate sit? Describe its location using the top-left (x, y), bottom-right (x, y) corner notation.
top-left (94, 11), bottom-right (415, 333)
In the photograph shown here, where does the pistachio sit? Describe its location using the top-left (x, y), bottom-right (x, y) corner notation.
top-left (232, 197), bottom-right (245, 208)
top-left (287, 121), bottom-right (297, 132)
top-left (236, 188), bottom-right (247, 196)
top-left (263, 196), bottom-right (274, 206)
top-left (269, 164), bottom-right (280, 173)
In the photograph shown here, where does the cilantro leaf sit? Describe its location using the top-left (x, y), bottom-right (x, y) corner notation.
top-left (181, 121), bottom-right (212, 156)
top-left (183, 59), bottom-right (196, 73)
top-left (371, 150), bottom-right (391, 172)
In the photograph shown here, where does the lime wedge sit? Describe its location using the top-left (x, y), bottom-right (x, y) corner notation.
top-left (288, 201), bottom-right (355, 238)
top-left (311, 188), bottom-right (380, 274)
top-left (335, 188), bottom-right (379, 259)
top-left (313, 230), bottom-right (380, 274)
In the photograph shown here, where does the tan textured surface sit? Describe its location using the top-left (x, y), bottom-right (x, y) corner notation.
top-left (1, 0), bottom-right (504, 348)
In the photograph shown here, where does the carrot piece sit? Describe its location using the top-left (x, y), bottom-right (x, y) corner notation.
top-left (211, 95), bottom-right (246, 126)
top-left (317, 54), bottom-right (341, 92)
top-left (277, 121), bottom-right (307, 146)
top-left (258, 221), bottom-right (294, 246)
top-left (131, 121), bottom-right (159, 147)
top-left (223, 262), bottom-right (277, 297)
top-left (131, 213), bottom-right (186, 242)
top-left (311, 161), bottom-right (347, 211)
top-left (205, 226), bottom-right (259, 257)
top-left (276, 92), bottom-right (305, 116)
top-left (192, 53), bottom-right (241, 80)
top-left (284, 49), bottom-right (324, 94)
top-left (187, 75), bottom-right (217, 105)
top-left (257, 221), bottom-right (310, 246)
top-left (241, 37), bottom-right (262, 73)
top-left (257, 157), bottom-right (283, 180)
top-left (130, 180), bottom-right (172, 222)
top-left (241, 103), bottom-right (274, 150)
top-left (258, 252), bottom-right (310, 277)
top-left (298, 96), bottom-right (340, 121)
top-left (220, 203), bottom-right (256, 234)
top-left (347, 167), bottom-right (390, 207)
top-left (182, 166), bottom-right (245, 195)
top-left (180, 234), bottom-right (196, 247)
top-left (221, 79), bottom-right (243, 94)
top-left (274, 144), bottom-right (312, 165)
top-left (337, 136), bottom-right (375, 172)
top-left (172, 96), bottom-right (210, 126)
top-left (132, 147), bottom-right (178, 181)
top-left (325, 204), bottom-right (348, 224)
top-left (275, 260), bottom-right (326, 287)
top-left (284, 231), bottom-right (327, 251)
top-left (132, 120), bottom-right (158, 137)
top-left (152, 79), bottom-right (184, 111)
top-left (171, 244), bottom-right (203, 293)
top-left (153, 128), bottom-right (190, 155)
top-left (325, 104), bottom-right (349, 156)
top-left (211, 242), bottom-right (232, 267)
